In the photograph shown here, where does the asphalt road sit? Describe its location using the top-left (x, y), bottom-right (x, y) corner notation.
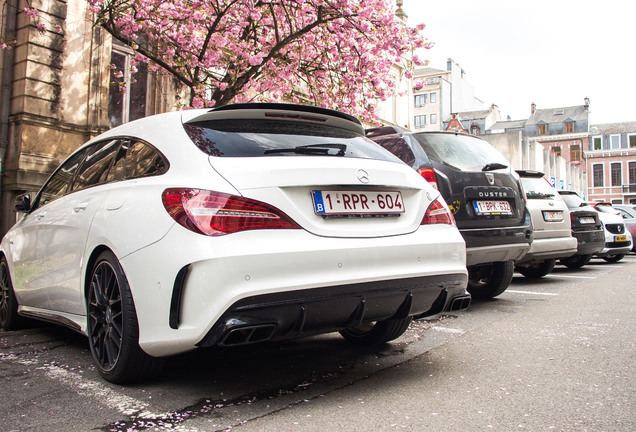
top-left (1, 254), bottom-right (635, 432)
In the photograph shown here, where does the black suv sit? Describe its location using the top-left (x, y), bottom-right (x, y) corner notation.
top-left (557, 191), bottom-right (605, 268)
top-left (367, 128), bottom-right (532, 299)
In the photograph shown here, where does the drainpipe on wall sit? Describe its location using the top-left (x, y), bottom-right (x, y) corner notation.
top-left (1, 0), bottom-right (18, 235)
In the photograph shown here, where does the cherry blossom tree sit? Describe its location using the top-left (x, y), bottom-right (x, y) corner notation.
top-left (4, 0), bottom-right (432, 121)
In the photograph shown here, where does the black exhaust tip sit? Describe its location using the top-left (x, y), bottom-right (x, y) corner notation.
top-left (448, 295), bottom-right (471, 311)
top-left (219, 323), bottom-right (277, 346)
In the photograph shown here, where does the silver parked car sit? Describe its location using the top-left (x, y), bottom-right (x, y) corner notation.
top-left (514, 171), bottom-right (577, 278)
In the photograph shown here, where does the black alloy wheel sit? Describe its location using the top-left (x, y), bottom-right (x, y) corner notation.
top-left (467, 260), bottom-right (514, 299)
top-left (560, 254), bottom-right (592, 269)
top-left (603, 253), bottom-right (625, 263)
top-left (0, 257), bottom-right (23, 331)
top-left (515, 259), bottom-right (557, 279)
top-left (87, 251), bottom-right (164, 383)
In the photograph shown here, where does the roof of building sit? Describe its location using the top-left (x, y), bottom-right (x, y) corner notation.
top-left (489, 119), bottom-right (527, 130)
top-left (526, 105), bottom-right (589, 125)
top-left (414, 67), bottom-right (447, 77)
top-left (452, 109), bottom-right (492, 121)
top-left (589, 121), bottom-right (636, 134)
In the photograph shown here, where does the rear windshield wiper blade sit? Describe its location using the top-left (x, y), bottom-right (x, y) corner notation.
top-left (482, 162), bottom-right (508, 171)
top-left (527, 192), bottom-right (555, 199)
top-left (264, 143), bottom-right (346, 156)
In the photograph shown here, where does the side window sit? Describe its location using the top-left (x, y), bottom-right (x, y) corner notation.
top-left (374, 137), bottom-right (416, 166)
top-left (35, 148), bottom-right (89, 209)
top-left (71, 140), bottom-right (122, 192)
top-left (125, 140), bottom-right (168, 178)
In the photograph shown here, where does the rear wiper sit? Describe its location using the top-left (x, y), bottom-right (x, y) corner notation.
top-left (527, 192), bottom-right (554, 199)
top-left (482, 162), bottom-right (508, 171)
top-left (264, 143), bottom-right (346, 156)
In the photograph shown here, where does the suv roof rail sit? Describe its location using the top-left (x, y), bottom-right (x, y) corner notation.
top-left (365, 126), bottom-right (404, 138)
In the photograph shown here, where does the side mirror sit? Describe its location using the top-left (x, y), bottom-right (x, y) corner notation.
top-left (14, 194), bottom-right (31, 213)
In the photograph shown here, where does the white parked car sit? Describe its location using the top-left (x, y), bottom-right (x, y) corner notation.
top-left (514, 171), bottom-right (577, 278)
top-left (589, 202), bottom-right (633, 262)
top-left (0, 103), bottom-right (470, 383)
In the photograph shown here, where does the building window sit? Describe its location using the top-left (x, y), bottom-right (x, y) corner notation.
top-left (630, 161), bottom-right (636, 185)
top-left (629, 134), bottom-right (636, 148)
top-left (414, 115), bottom-right (427, 128)
top-left (570, 144), bottom-right (581, 162)
top-left (430, 113), bottom-right (437, 124)
top-left (564, 122), bottom-right (574, 133)
top-left (592, 136), bottom-right (602, 150)
top-left (430, 92), bottom-right (437, 103)
top-left (611, 163), bottom-right (622, 186)
top-left (610, 134), bottom-right (621, 149)
top-left (538, 124), bottom-right (547, 135)
top-left (552, 146), bottom-right (561, 156)
top-left (593, 164), bottom-right (604, 187)
top-left (109, 42), bottom-right (149, 128)
top-left (414, 94), bottom-right (428, 107)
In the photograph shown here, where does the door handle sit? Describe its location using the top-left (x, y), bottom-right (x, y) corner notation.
top-left (74, 203), bottom-right (89, 213)
top-left (35, 212), bottom-right (46, 220)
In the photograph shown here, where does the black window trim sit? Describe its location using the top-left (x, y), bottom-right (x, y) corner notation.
top-left (30, 136), bottom-right (169, 212)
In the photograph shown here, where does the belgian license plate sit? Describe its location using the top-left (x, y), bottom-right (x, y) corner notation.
top-left (473, 200), bottom-right (512, 215)
top-left (615, 235), bottom-right (627, 242)
top-left (543, 210), bottom-right (563, 222)
top-left (312, 190), bottom-right (405, 215)
top-left (579, 216), bottom-right (595, 224)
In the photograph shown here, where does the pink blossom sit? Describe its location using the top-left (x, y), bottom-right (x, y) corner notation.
top-left (76, 0), bottom-right (428, 120)
top-left (23, 7), bottom-right (39, 18)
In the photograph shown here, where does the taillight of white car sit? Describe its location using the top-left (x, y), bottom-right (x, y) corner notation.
top-left (422, 198), bottom-right (456, 226)
top-left (162, 188), bottom-right (301, 236)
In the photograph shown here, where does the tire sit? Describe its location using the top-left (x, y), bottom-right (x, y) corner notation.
top-left (467, 260), bottom-right (514, 299)
top-left (339, 317), bottom-right (412, 345)
top-left (87, 251), bottom-right (164, 383)
top-left (515, 259), bottom-right (556, 279)
top-left (560, 254), bottom-right (592, 269)
top-left (603, 253), bottom-right (625, 263)
top-left (0, 257), bottom-right (24, 331)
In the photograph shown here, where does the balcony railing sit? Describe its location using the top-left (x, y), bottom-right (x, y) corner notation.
top-left (623, 184), bottom-right (636, 193)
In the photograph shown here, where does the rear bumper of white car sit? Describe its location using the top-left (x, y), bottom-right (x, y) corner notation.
top-left (516, 236), bottom-right (578, 263)
top-left (120, 224), bottom-right (468, 357)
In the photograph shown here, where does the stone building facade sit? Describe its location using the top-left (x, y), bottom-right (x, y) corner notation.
top-left (0, 0), bottom-right (181, 236)
top-left (586, 122), bottom-right (636, 204)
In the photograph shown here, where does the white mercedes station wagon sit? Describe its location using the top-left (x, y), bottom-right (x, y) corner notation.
top-left (0, 103), bottom-right (469, 383)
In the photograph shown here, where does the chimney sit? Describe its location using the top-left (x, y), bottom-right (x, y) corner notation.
top-left (395, 0), bottom-right (408, 22)
top-left (531, 102), bottom-right (536, 114)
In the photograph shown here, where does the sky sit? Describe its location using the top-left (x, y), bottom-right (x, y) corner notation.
top-left (402, 0), bottom-right (636, 125)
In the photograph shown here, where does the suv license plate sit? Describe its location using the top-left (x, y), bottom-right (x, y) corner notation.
top-left (473, 200), bottom-right (512, 215)
top-left (312, 190), bottom-right (405, 215)
top-left (543, 210), bottom-right (563, 222)
top-left (615, 235), bottom-right (627, 242)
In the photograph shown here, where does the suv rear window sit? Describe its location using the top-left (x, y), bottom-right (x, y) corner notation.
top-left (520, 176), bottom-right (561, 200)
top-left (559, 192), bottom-right (586, 208)
top-left (183, 119), bottom-right (401, 162)
top-left (412, 133), bottom-right (509, 171)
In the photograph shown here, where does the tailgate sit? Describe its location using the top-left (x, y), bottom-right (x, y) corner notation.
top-left (209, 156), bottom-right (438, 238)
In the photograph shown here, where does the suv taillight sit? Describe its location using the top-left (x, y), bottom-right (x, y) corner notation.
top-left (162, 188), bottom-right (301, 236)
top-left (422, 198), bottom-right (456, 226)
top-left (417, 167), bottom-right (438, 190)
